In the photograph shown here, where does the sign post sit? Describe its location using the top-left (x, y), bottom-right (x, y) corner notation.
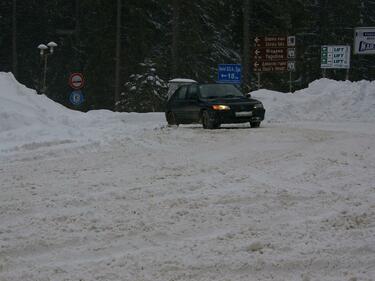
top-left (253, 35), bottom-right (296, 92)
top-left (320, 45), bottom-right (351, 69)
top-left (69, 72), bottom-right (85, 89)
top-left (217, 64), bottom-right (242, 84)
top-left (68, 72), bottom-right (85, 106)
top-left (69, 90), bottom-right (85, 106)
top-left (257, 73), bottom-right (261, 90)
top-left (321, 45), bottom-right (351, 80)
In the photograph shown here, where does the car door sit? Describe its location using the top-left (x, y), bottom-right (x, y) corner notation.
top-left (170, 86), bottom-right (188, 121)
top-left (183, 84), bottom-right (201, 122)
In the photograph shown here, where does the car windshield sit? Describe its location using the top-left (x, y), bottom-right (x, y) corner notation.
top-left (199, 84), bottom-right (244, 99)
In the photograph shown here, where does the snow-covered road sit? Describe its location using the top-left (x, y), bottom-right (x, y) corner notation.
top-left (1, 118), bottom-right (374, 281)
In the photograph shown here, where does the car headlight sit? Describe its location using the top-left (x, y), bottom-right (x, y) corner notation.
top-left (212, 105), bottom-right (230, 111)
top-left (254, 103), bottom-right (263, 109)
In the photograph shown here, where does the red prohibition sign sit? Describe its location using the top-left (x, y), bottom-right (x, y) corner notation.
top-left (69, 73), bottom-right (85, 89)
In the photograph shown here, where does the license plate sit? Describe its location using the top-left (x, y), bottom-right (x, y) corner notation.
top-left (235, 111), bottom-right (252, 117)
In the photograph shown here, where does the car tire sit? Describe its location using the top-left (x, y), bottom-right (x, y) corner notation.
top-left (250, 121), bottom-right (260, 128)
top-left (166, 112), bottom-right (178, 126)
top-left (202, 110), bottom-right (217, 129)
top-left (213, 123), bottom-right (221, 129)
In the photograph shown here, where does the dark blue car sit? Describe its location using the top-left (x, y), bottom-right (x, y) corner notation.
top-left (165, 83), bottom-right (265, 129)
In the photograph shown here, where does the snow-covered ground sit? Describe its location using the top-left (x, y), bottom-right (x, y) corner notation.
top-left (0, 72), bottom-right (374, 281)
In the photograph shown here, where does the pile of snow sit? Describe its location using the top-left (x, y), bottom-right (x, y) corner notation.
top-left (0, 72), bottom-right (85, 132)
top-left (0, 72), bottom-right (374, 155)
top-left (0, 72), bottom-right (163, 155)
top-left (252, 78), bottom-right (375, 122)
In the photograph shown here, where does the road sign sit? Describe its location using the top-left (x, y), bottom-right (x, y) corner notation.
top-left (69, 73), bottom-right (85, 89)
top-left (354, 27), bottom-right (375, 55)
top-left (253, 47), bottom-right (295, 61)
top-left (217, 64), bottom-right (241, 84)
top-left (253, 61), bottom-right (291, 72)
top-left (321, 45), bottom-right (351, 69)
top-left (253, 35), bottom-right (296, 73)
top-left (254, 36), bottom-right (295, 48)
top-left (253, 36), bottom-right (296, 91)
top-left (69, 90), bottom-right (85, 106)
top-left (287, 61), bottom-right (296, 71)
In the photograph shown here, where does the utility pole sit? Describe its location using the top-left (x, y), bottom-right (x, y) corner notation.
top-left (242, 0), bottom-right (250, 92)
top-left (12, 0), bottom-right (18, 78)
top-left (114, 0), bottom-right (122, 111)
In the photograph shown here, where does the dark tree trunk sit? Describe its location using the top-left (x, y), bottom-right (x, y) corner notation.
top-left (115, 0), bottom-right (122, 111)
top-left (12, 0), bottom-right (18, 78)
top-left (75, 0), bottom-right (82, 70)
top-left (242, 0), bottom-right (250, 91)
top-left (171, 0), bottom-right (180, 77)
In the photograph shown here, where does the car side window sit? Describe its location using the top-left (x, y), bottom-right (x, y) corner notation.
top-left (173, 86), bottom-right (187, 101)
top-left (187, 85), bottom-right (198, 100)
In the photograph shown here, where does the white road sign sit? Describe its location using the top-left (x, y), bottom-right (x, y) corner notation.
top-left (354, 27), bottom-right (375, 55)
top-left (321, 45), bottom-right (351, 69)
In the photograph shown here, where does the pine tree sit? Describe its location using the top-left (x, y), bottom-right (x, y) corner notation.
top-left (119, 59), bottom-right (167, 112)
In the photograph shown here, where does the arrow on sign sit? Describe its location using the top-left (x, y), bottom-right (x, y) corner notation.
top-left (254, 62), bottom-right (260, 68)
top-left (254, 37), bottom-right (260, 43)
top-left (255, 49), bottom-right (261, 56)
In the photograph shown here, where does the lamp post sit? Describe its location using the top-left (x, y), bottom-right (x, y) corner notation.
top-left (37, 41), bottom-right (57, 94)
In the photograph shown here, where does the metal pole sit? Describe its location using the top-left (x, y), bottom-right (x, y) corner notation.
top-left (257, 72), bottom-right (261, 89)
top-left (289, 71), bottom-right (292, 92)
top-left (345, 68), bottom-right (350, 81)
top-left (39, 56), bottom-right (44, 94)
top-left (42, 54), bottom-right (48, 94)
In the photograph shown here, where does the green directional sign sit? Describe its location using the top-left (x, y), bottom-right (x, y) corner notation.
top-left (321, 45), bottom-right (350, 69)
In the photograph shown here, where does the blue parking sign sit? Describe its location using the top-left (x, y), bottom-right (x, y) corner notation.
top-left (69, 90), bottom-right (84, 106)
top-left (218, 64), bottom-right (242, 84)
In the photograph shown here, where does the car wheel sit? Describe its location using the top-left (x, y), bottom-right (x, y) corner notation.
top-left (213, 122), bottom-right (221, 129)
top-left (166, 112), bottom-right (178, 126)
top-left (202, 110), bottom-right (216, 129)
top-left (250, 121), bottom-right (260, 128)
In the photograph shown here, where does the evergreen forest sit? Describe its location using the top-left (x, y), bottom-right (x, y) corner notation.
top-left (0, 0), bottom-right (374, 112)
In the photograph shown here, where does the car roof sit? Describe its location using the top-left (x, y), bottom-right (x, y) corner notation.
top-left (168, 78), bottom-right (197, 83)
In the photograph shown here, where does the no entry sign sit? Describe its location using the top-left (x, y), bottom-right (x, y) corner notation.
top-left (69, 73), bottom-right (85, 89)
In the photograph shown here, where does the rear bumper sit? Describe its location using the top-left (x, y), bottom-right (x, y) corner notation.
top-left (213, 108), bottom-right (265, 124)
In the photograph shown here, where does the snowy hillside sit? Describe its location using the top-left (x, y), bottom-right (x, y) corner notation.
top-left (0, 73), bottom-right (374, 281)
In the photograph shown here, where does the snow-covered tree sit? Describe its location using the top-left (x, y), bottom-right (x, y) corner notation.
top-left (119, 59), bottom-right (167, 112)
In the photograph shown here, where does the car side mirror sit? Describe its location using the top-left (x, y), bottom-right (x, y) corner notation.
top-left (245, 93), bottom-right (251, 98)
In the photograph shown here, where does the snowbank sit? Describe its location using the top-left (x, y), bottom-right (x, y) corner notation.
top-left (0, 72), bottom-right (86, 132)
top-left (252, 78), bottom-right (375, 122)
top-left (1, 72), bottom-right (374, 155)
top-left (0, 72), bottom-right (162, 154)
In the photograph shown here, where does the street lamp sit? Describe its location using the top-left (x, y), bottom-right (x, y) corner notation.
top-left (37, 41), bottom-right (58, 94)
